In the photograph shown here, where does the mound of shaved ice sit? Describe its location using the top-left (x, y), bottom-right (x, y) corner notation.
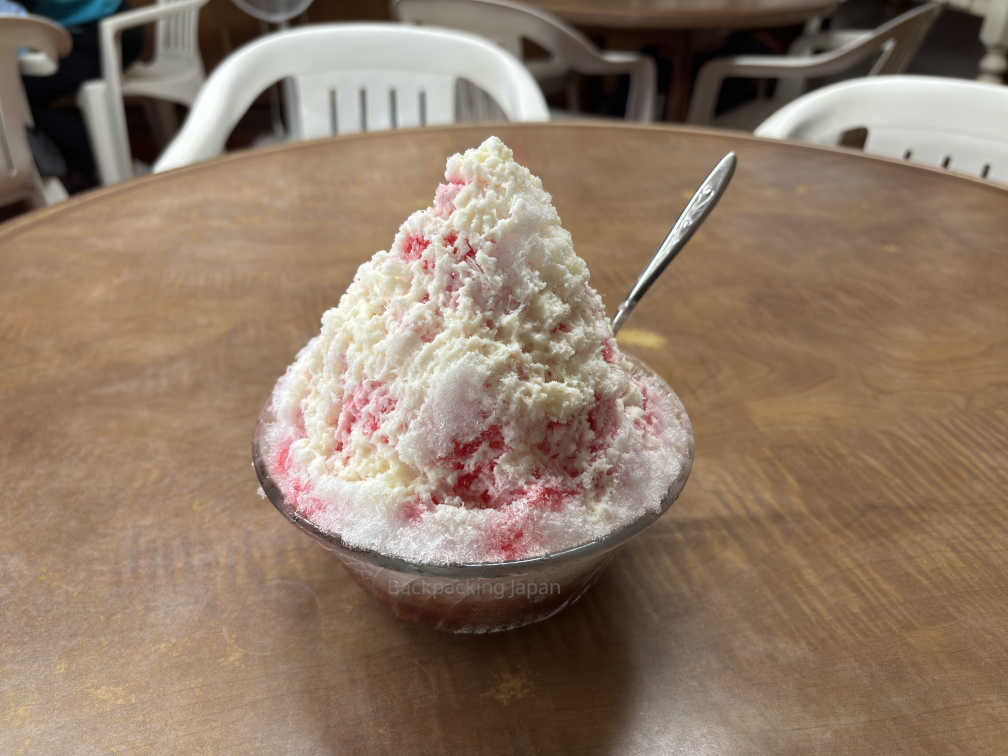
top-left (261, 136), bottom-right (691, 564)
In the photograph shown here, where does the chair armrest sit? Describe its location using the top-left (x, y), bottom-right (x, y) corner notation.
top-left (799, 29), bottom-right (868, 51)
top-left (688, 54), bottom-right (791, 124)
top-left (789, 29), bottom-right (867, 56)
top-left (18, 49), bottom-right (57, 76)
top-left (553, 48), bottom-right (641, 76)
top-left (595, 50), bottom-right (644, 71)
top-left (98, 0), bottom-right (208, 83)
top-left (687, 43), bottom-right (889, 124)
top-left (99, 0), bottom-right (207, 37)
top-left (572, 51), bottom-right (656, 121)
top-left (700, 53), bottom-right (828, 81)
top-left (536, 48), bottom-right (656, 121)
top-left (604, 53), bottom-right (656, 122)
top-left (6, 13), bottom-right (71, 65)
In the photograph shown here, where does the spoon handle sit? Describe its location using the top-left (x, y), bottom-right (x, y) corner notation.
top-left (611, 152), bottom-right (737, 334)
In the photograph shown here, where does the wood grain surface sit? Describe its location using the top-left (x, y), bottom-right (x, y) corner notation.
top-left (2, 124), bottom-right (1007, 754)
top-left (522, 0), bottom-right (839, 29)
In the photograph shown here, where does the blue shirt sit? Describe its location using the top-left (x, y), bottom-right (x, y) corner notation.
top-left (0, 1), bottom-right (27, 15)
top-left (29, 0), bottom-right (120, 26)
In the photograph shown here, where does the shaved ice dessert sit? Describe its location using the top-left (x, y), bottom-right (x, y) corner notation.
top-left (257, 136), bottom-right (691, 568)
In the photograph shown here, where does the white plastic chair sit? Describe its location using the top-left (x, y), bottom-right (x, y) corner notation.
top-left (754, 74), bottom-right (1008, 184)
top-left (0, 14), bottom-right (70, 209)
top-left (77, 0), bottom-right (208, 185)
top-left (686, 2), bottom-right (942, 128)
top-left (153, 23), bottom-right (549, 172)
top-left (392, 0), bottom-right (656, 122)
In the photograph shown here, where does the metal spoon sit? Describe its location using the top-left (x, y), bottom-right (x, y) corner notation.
top-left (610, 152), bottom-right (737, 334)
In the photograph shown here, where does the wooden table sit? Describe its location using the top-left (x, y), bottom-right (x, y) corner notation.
top-left (4, 124), bottom-right (1007, 753)
top-left (525, 0), bottom-right (839, 30)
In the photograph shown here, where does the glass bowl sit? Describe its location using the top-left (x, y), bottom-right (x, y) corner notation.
top-left (252, 358), bottom-right (693, 634)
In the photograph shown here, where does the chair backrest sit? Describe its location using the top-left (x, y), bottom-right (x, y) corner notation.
top-left (154, 23), bottom-right (548, 172)
top-left (755, 75), bottom-right (1008, 184)
top-left (0, 15), bottom-right (70, 208)
top-left (154, 0), bottom-right (203, 58)
top-left (392, 0), bottom-right (656, 121)
top-left (395, 0), bottom-right (604, 74)
top-left (774, 2), bottom-right (942, 102)
top-left (686, 2), bottom-right (941, 125)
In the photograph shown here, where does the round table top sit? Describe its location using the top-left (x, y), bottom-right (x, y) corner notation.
top-left (524, 0), bottom-right (840, 29)
top-left (4, 123), bottom-right (1008, 753)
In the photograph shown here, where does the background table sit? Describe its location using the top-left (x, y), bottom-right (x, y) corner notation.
top-left (525, 0), bottom-right (839, 30)
top-left (3, 124), bottom-right (1007, 753)
top-left (525, 0), bottom-right (841, 120)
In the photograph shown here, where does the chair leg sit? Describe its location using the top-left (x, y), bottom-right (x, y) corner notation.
top-left (31, 174), bottom-right (68, 207)
top-left (77, 80), bottom-right (132, 186)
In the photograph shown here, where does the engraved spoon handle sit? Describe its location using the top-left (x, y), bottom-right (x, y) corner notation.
top-left (611, 152), bottom-right (737, 334)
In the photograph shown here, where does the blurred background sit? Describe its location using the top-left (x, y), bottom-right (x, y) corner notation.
top-left (7, 0), bottom-right (997, 217)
